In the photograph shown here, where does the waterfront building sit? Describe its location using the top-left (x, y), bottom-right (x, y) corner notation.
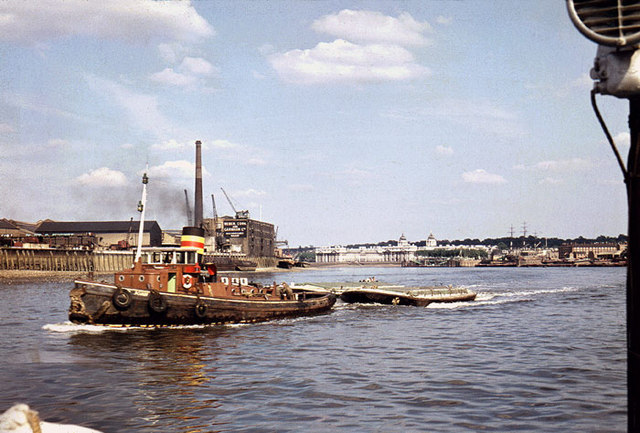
top-left (0, 219), bottom-right (33, 237)
top-left (558, 242), bottom-right (627, 260)
top-left (35, 220), bottom-right (162, 249)
top-left (315, 234), bottom-right (419, 264)
top-left (202, 216), bottom-right (275, 258)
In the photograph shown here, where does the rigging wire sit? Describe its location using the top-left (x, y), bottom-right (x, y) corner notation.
top-left (591, 89), bottom-right (628, 179)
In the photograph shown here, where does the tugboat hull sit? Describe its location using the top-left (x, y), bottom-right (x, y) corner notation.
top-left (70, 280), bottom-right (336, 326)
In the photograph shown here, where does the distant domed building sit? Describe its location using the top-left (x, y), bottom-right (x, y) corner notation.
top-left (426, 232), bottom-right (437, 248)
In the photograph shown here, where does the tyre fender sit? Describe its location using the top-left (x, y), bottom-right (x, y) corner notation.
top-left (112, 287), bottom-right (133, 310)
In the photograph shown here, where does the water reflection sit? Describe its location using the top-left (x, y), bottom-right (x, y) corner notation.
top-left (67, 328), bottom-right (229, 432)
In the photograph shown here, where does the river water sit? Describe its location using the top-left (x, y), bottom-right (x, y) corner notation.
top-left (0, 266), bottom-right (626, 432)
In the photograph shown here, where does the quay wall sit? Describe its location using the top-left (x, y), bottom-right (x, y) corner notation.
top-left (0, 249), bottom-right (134, 272)
top-left (0, 248), bottom-right (280, 272)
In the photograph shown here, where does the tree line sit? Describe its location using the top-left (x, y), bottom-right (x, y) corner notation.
top-left (286, 234), bottom-right (628, 260)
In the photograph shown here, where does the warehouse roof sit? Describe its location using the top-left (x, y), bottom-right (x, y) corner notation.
top-left (0, 219), bottom-right (18, 230)
top-left (0, 219), bottom-right (38, 234)
top-left (36, 220), bottom-right (161, 234)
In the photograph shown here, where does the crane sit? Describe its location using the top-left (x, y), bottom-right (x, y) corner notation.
top-left (184, 189), bottom-right (193, 226)
top-left (211, 194), bottom-right (218, 219)
top-left (220, 187), bottom-right (249, 219)
top-left (274, 226), bottom-right (288, 247)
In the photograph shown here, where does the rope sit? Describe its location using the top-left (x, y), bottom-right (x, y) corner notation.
top-left (26, 409), bottom-right (41, 433)
top-left (590, 89), bottom-right (628, 179)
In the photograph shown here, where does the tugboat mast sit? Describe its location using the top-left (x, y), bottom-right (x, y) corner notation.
top-left (135, 167), bottom-right (149, 263)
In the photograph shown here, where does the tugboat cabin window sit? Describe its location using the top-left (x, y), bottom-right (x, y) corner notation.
top-left (143, 249), bottom-right (198, 265)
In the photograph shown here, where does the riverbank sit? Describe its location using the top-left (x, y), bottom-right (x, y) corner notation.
top-left (0, 260), bottom-right (626, 280)
top-left (0, 270), bottom-right (113, 281)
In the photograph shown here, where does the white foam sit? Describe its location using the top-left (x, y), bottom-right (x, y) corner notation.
top-left (42, 321), bottom-right (248, 333)
top-left (43, 322), bottom-right (136, 333)
top-left (485, 286), bottom-right (579, 298)
top-left (427, 286), bottom-right (581, 309)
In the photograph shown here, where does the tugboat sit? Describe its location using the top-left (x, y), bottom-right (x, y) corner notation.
top-left (68, 141), bottom-right (336, 326)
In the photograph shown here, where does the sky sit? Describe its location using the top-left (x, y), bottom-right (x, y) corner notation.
top-left (0, 0), bottom-right (632, 247)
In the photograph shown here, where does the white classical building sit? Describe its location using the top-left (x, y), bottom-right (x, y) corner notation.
top-left (316, 233), bottom-right (429, 264)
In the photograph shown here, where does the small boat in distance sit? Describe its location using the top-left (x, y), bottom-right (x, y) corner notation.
top-left (68, 141), bottom-right (336, 326)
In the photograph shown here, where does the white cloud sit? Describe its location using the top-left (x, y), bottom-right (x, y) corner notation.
top-left (74, 167), bottom-right (128, 187)
top-left (613, 131), bottom-right (631, 150)
top-left (436, 16), bottom-right (452, 26)
top-left (148, 160), bottom-right (202, 179)
top-left (435, 145), bottom-right (453, 156)
top-left (270, 10), bottom-right (432, 85)
top-left (150, 68), bottom-right (197, 87)
top-left (0, 0), bottom-right (214, 44)
top-left (180, 57), bottom-right (215, 75)
top-left (462, 169), bottom-right (506, 184)
top-left (157, 42), bottom-right (190, 64)
top-left (312, 10), bottom-right (432, 46)
top-left (150, 68), bottom-right (197, 86)
top-left (151, 57), bottom-right (217, 88)
top-left (270, 39), bottom-right (429, 85)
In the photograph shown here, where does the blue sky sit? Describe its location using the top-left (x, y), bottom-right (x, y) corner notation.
top-left (0, 1), bottom-right (631, 246)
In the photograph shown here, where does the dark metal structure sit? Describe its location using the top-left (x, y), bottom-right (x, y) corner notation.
top-left (566, 2), bottom-right (640, 429)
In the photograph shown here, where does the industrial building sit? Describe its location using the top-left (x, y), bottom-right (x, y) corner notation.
top-left (0, 219), bottom-right (33, 237)
top-left (558, 242), bottom-right (627, 260)
top-left (36, 220), bottom-right (163, 249)
top-left (203, 216), bottom-right (275, 258)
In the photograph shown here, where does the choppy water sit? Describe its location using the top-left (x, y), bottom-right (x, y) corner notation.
top-left (0, 267), bottom-right (626, 432)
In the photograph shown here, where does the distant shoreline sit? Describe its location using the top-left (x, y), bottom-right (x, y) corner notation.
top-left (0, 261), bottom-right (625, 280)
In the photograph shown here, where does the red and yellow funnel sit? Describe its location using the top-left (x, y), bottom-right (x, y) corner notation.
top-left (181, 226), bottom-right (205, 255)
